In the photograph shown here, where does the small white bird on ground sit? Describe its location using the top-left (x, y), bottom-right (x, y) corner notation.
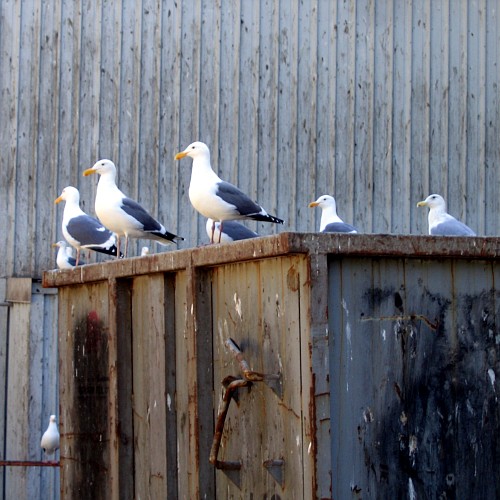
top-left (41, 415), bottom-right (60, 456)
top-left (205, 218), bottom-right (259, 243)
top-left (83, 159), bottom-right (184, 257)
top-left (175, 142), bottom-right (283, 243)
top-left (417, 194), bottom-right (476, 236)
top-left (52, 240), bottom-right (85, 269)
top-left (55, 186), bottom-right (120, 265)
top-left (309, 195), bottom-right (358, 233)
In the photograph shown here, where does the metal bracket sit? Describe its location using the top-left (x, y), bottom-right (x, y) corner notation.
top-left (209, 337), bottom-right (283, 485)
top-left (263, 458), bottom-right (285, 488)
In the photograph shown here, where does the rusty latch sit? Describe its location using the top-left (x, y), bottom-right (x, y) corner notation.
top-left (209, 337), bottom-right (282, 485)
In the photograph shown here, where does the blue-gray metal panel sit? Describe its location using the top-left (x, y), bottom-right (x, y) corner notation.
top-left (329, 256), bottom-right (499, 498)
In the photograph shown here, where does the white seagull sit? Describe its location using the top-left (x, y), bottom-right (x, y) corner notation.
top-left (52, 240), bottom-right (85, 269)
top-left (206, 218), bottom-right (259, 244)
top-left (41, 415), bottom-right (60, 456)
top-left (417, 194), bottom-right (476, 236)
top-left (83, 159), bottom-right (183, 257)
top-left (309, 195), bottom-right (358, 233)
top-left (55, 186), bottom-right (120, 265)
top-left (174, 142), bottom-right (283, 243)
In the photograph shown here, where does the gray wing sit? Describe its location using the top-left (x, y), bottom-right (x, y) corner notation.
top-left (323, 222), bottom-right (358, 233)
top-left (216, 182), bottom-right (263, 216)
top-left (66, 215), bottom-right (114, 245)
top-left (431, 220), bottom-right (475, 236)
top-left (222, 221), bottom-right (259, 241)
top-left (121, 198), bottom-right (163, 232)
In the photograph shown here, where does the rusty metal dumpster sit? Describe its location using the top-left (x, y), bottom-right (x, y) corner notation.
top-left (43, 233), bottom-right (500, 499)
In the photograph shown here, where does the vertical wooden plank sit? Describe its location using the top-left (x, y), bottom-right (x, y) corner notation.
top-left (353, 0), bottom-right (375, 231)
top-left (58, 283), bottom-right (110, 499)
top-left (296, 0), bottom-right (318, 232)
top-left (335, 0), bottom-right (356, 226)
top-left (391, 0), bottom-right (412, 234)
top-left (4, 278), bottom-right (32, 498)
top-left (135, 0), bottom-right (162, 257)
top-left (164, 275), bottom-right (178, 499)
top-left (372, 0), bottom-right (394, 233)
top-left (35, 0), bottom-right (62, 273)
top-left (199, 0), bottom-right (221, 152)
top-left (175, 269), bottom-right (201, 498)
top-left (13, 1), bottom-right (41, 276)
top-left (276, 2), bottom-right (298, 232)
top-left (0, 0), bottom-right (21, 278)
top-left (465, 1), bottom-right (486, 234)
top-left (56, 0), bottom-right (82, 197)
top-left (177, 0), bottom-right (202, 246)
top-left (313, 0), bottom-right (337, 230)
top-left (409, 0), bottom-right (431, 231)
top-left (218, 0), bottom-right (241, 186)
top-left (447, 0), bottom-right (468, 222)
top-left (234, 0), bottom-right (260, 235)
top-left (113, 280), bottom-right (134, 500)
top-left (484, 0), bottom-right (500, 235)
top-left (257, 0), bottom-right (279, 234)
top-left (131, 274), bottom-right (168, 498)
top-left (427, 0), bottom-right (449, 205)
top-left (98, 0), bottom-right (122, 163)
top-left (159, 0), bottom-right (183, 245)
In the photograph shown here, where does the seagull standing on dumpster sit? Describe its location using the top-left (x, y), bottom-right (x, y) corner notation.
top-left (174, 142), bottom-right (283, 243)
top-left (417, 194), bottom-right (476, 236)
top-left (55, 186), bottom-right (119, 265)
top-left (83, 159), bottom-right (184, 257)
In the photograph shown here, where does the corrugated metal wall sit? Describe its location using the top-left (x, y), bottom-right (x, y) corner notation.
top-left (0, 0), bottom-right (498, 279)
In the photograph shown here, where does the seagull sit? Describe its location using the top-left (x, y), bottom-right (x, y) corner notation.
top-left (174, 142), bottom-right (284, 243)
top-left (55, 186), bottom-right (120, 265)
top-left (141, 246), bottom-right (150, 256)
top-left (206, 218), bottom-right (259, 243)
top-left (41, 415), bottom-right (60, 456)
top-left (83, 159), bottom-right (184, 257)
top-left (309, 195), bottom-right (358, 233)
top-left (417, 194), bottom-right (476, 236)
top-left (52, 240), bottom-right (85, 269)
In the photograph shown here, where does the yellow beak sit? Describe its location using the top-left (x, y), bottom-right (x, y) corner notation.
top-left (174, 151), bottom-right (188, 160)
top-left (416, 201), bottom-right (427, 207)
top-left (83, 168), bottom-right (96, 176)
top-left (309, 201), bottom-right (319, 208)
top-left (54, 196), bottom-right (63, 204)
top-left (51, 242), bottom-right (60, 248)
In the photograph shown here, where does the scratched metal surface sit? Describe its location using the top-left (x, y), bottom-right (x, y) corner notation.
top-left (329, 256), bottom-right (500, 499)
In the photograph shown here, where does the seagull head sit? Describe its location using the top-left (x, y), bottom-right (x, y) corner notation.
top-left (174, 141), bottom-right (210, 161)
top-left (55, 186), bottom-right (80, 205)
top-left (49, 415), bottom-right (56, 423)
top-left (52, 241), bottom-right (67, 249)
top-left (83, 159), bottom-right (117, 177)
top-left (309, 194), bottom-right (337, 212)
top-left (417, 194), bottom-right (446, 211)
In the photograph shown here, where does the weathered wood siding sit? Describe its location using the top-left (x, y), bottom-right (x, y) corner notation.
top-left (0, 279), bottom-right (59, 500)
top-left (0, 0), bottom-right (499, 279)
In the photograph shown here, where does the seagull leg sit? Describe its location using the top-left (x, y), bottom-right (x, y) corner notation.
top-left (75, 248), bottom-right (80, 266)
top-left (218, 221), bottom-right (223, 244)
top-left (211, 221), bottom-right (216, 244)
top-left (124, 235), bottom-right (129, 258)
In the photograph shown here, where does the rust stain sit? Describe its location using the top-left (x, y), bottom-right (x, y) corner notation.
top-left (287, 264), bottom-right (300, 291)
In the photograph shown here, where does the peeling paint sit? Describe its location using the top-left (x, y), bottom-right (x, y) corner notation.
top-left (488, 368), bottom-right (495, 389)
top-left (233, 292), bottom-right (242, 320)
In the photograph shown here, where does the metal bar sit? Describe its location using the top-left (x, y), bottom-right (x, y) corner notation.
top-left (0, 460), bottom-right (60, 467)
